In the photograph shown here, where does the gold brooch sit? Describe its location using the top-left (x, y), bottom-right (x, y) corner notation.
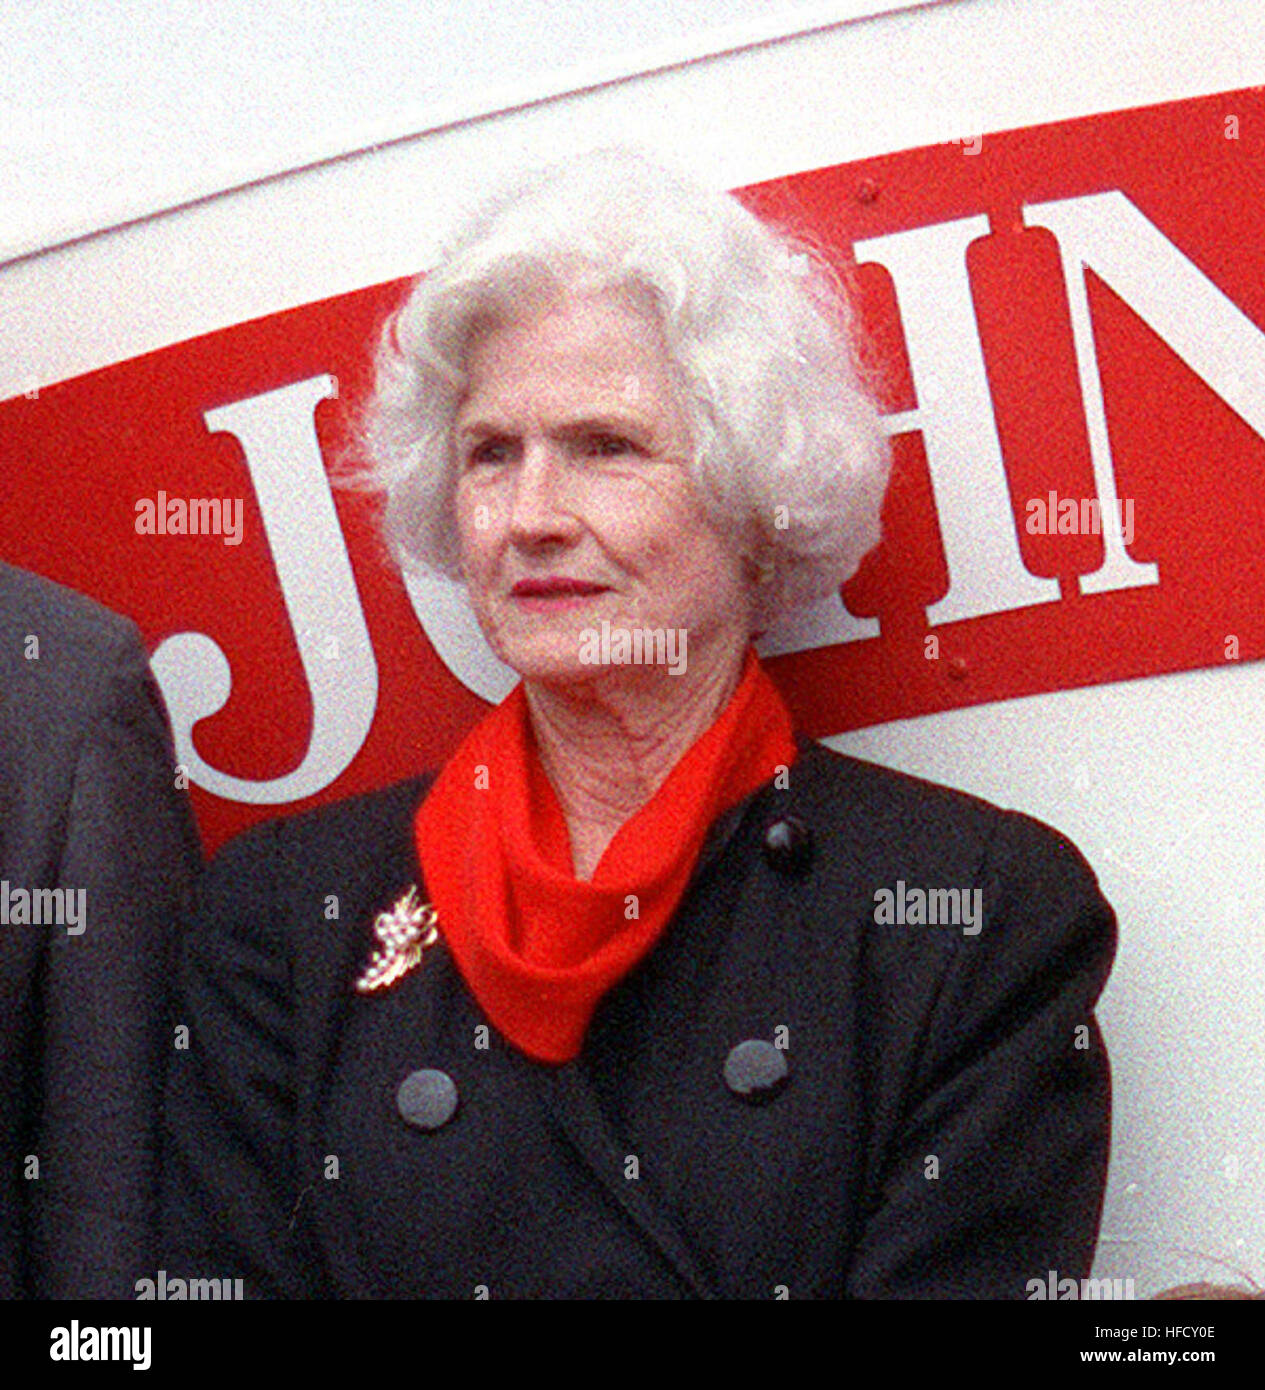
top-left (354, 886), bottom-right (440, 994)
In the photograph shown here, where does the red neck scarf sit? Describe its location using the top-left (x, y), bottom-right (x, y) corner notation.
top-left (413, 646), bottom-right (798, 1063)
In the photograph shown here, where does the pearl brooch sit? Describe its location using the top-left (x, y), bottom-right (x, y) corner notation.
top-left (354, 885), bottom-right (439, 993)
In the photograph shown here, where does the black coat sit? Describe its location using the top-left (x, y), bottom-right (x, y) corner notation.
top-left (0, 562), bottom-right (202, 1298)
top-left (162, 737), bottom-right (1115, 1299)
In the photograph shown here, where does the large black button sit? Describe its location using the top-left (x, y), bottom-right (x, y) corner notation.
top-left (724, 1039), bottom-right (789, 1103)
top-left (397, 1068), bottom-right (458, 1130)
top-left (762, 816), bottom-right (813, 875)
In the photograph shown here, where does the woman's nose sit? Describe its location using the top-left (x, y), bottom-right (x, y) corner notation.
top-left (508, 442), bottom-right (577, 544)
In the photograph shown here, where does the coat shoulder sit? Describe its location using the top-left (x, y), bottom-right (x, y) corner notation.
top-left (790, 737), bottom-right (1102, 889)
top-left (794, 736), bottom-right (1004, 825)
top-left (259, 774), bottom-right (433, 868)
top-left (0, 560), bottom-right (134, 645)
top-left (0, 562), bottom-right (142, 718)
top-left (195, 776), bottom-right (435, 951)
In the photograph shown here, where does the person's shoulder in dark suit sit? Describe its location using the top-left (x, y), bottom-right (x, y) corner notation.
top-left (0, 561), bottom-right (203, 1299)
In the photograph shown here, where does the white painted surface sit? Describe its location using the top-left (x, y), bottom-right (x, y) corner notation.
top-left (2, 0), bottom-right (1262, 1297)
top-left (3, 0), bottom-right (1264, 399)
top-left (0, 0), bottom-right (939, 261)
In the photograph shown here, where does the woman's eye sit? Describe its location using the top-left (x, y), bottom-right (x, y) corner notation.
top-left (587, 434), bottom-right (637, 458)
top-left (467, 439), bottom-right (513, 466)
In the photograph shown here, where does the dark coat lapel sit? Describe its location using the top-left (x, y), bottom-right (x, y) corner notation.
top-left (290, 777), bottom-right (434, 1124)
top-left (513, 781), bottom-right (815, 1302)
top-left (296, 773), bottom-right (720, 1295)
top-left (526, 1060), bottom-right (719, 1298)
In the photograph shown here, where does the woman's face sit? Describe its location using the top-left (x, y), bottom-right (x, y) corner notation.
top-left (453, 286), bottom-right (751, 687)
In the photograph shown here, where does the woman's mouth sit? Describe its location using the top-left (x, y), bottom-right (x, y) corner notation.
top-left (510, 577), bottom-right (609, 612)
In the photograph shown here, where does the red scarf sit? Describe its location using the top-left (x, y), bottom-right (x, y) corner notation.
top-left (413, 647), bottom-right (798, 1063)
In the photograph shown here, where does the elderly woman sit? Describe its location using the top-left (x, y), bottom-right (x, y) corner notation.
top-left (162, 149), bottom-right (1116, 1299)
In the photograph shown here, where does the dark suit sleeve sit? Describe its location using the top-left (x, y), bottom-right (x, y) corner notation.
top-left (845, 810), bottom-right (1116, 1299)
top-left (161, 824), bottom-right (321, 1298)
top-left (29, 629), bottom-right (202, 1298)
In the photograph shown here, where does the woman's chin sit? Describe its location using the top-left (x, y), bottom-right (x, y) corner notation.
top-left (490, 633), bottom-right (602, 687)
top-left (497, 641), bottom-right (683, 695)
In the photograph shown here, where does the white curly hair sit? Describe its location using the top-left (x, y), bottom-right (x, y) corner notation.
top-left (349, 147), bottom-right (890, 631)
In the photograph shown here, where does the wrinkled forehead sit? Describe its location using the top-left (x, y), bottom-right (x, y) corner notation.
top-left (460, 264), bottom-right (667, 352)
top-left (459, 276), bottom-right (685, 396)
top-left (455, 286), bottom-right (689, 426)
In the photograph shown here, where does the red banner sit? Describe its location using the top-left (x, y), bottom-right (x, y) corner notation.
top-left (3, 86), bottom-right (1263, 855)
